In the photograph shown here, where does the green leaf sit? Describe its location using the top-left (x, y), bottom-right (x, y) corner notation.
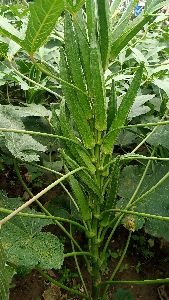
top-left (23, 0), bottom-right (64, 54)
top-left (114, 288), bottom-right (135, 300)
top-left (128, 94), bottom-right (154, 120)
top-left (146, 0), bottom-right (169, 13)
top-left (111, 0), bottom-right (137, 44)
top-left (118, 163), bottom-right (169, 242)
top-left (110, 0), bottom-right (124, 16)
top-left (103, 64), bottom-right (144, 154)
top-left (110, 14), bottom-right (151, 59)
top-left (0, 105), bottom-right (47, 162)
top-left (147, 125), bottom-right (169, 150)
top-left (0, 193), bottom-right (64, 272)
top-left (0, 16), bottom-right (23, 46)
top-left (0, 242), bottom-right (16, 300)
top-left (153, 79), bottom-right (169, 97)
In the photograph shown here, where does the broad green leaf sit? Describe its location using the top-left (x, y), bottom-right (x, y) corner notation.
top-left (23, 0), bottom-right (64, 55)
top-left (118, 163), bottom-right (169, 242)
top-left (103, 64), bottom-right (144, 154)
top-left (130, 47), bottom-right (148, 64)
top-left (128, 94), bottom-right (154, 120)
top-left (0, 16), bottom-right (23, 46)
top-left (96, 0), bottom-right (110, 70)
top-left (0, 243), bottom-right (16, 300)
top-left (0, 194), bottom-right (64, 272)
top-left (148, 64), bottom-right (169, 76)
top-left (0, 105), bottom-right (48, 162)
top-left (146, 0), bottom-right (169, 13)
top-left (147, 125), bottom-right (169, 150)
top-left (114, 288), bottom-right (135, 300)
top-left (153, 79), bottom-right (169, 97)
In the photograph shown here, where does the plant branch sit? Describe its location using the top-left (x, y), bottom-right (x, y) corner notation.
top-left (37, 268), bottom-right (89, 299)
top-left (122, 155), bottom-right (169, 162)
top-left (102, 209), bottom-right (169, 222)
top-left (0, 167), bottom-right (84, 226)
top-left (0, 207), bottom-right (86, 231)
top-left (0, 128), bottom-right (80, 146)
top-left (64, 251), bottom-right (92, 258)
top-left (124, 120), bottom-right (169, 130)
top-left (35, 62), bottom-right (88, 96)
top-left (10, 64), bottom-right (63, 100)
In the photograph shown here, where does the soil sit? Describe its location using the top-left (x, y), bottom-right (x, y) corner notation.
top-left (1, 165), bottom-right (169, 300)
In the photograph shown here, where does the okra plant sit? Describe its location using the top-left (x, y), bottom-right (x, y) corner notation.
top-left (1, 0), bottom-right (169, 299)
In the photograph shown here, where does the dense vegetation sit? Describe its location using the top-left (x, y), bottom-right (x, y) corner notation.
top-left (0, 1), bottom-right (169, 299)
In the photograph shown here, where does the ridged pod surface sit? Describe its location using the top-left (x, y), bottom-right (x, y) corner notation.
top-left (103, 64), bottom-right (144, 154)
top-left (64, 13), bottom-right (92, 120)
top-left (59, 48), bottom-right (95, 149)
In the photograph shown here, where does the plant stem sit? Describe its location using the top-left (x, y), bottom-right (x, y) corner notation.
top-left (102, 232), bottom-right (132, 298)
top-left (70, 225), bottom-right (89, 298)
top-left (37, 268), bottom-right (89, 299)
top-left (123, 155), bottom-right (169, 162)
top-left (100, 278), bottom-right (169, 286)
top-left (64, 251), bottom-right (92, 258)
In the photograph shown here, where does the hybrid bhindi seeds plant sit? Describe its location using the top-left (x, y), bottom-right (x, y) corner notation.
top-left (0, 0), bottom-right (169, 299)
